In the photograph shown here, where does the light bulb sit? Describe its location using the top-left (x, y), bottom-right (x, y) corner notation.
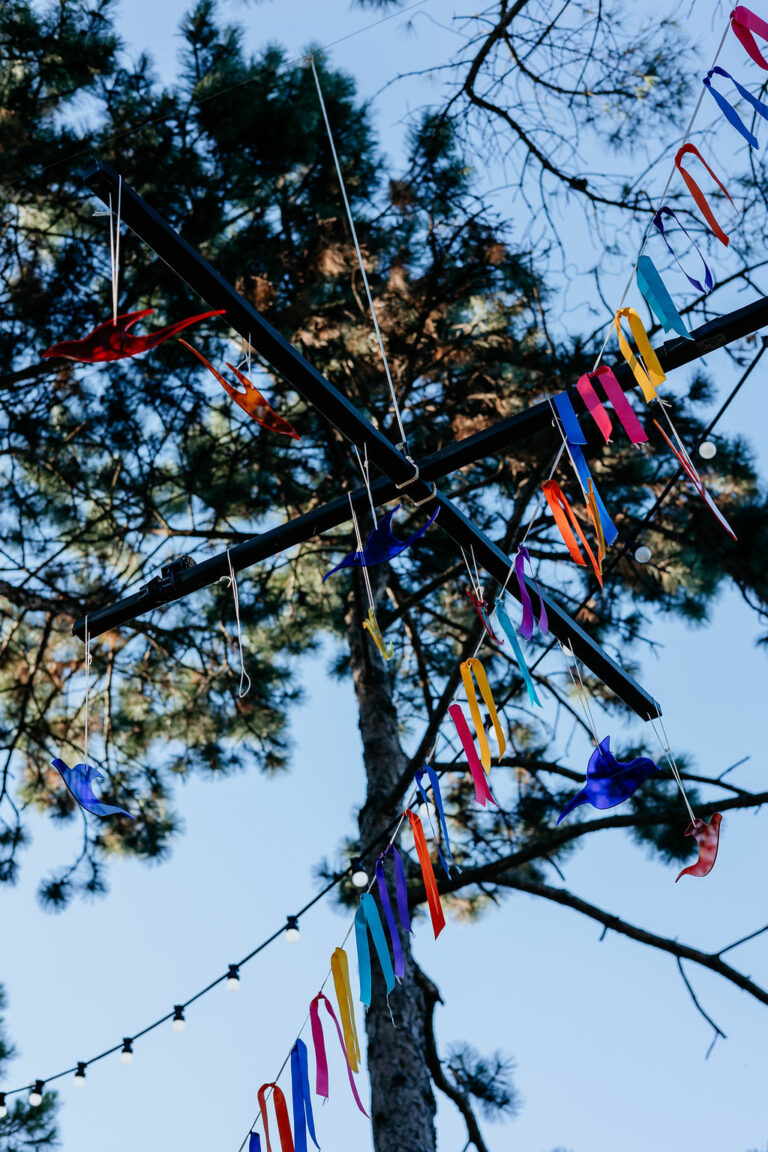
top-left (73, 1063), bottom-right (86, 1087)
top-left (29, 1081), bottom-right (44, 1107)
top-left (226, 964), bottom-right (240, 991)
top-left (698, 440), bottom-right (716, 459)
top-left (0, 1092), bottom-right (7, 1118)
top-left (634, 545), bottom-right (652, 564)
top-left (285, 914), bottom-right (300, 943)
top-left (172, 1006), bottom-right (186, 1032)
top-left (351, 858), bottom-right (368, 889)
top-left (120, 1039), bottom-right (133, 1065)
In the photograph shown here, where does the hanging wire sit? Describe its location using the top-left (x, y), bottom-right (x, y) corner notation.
top-left (224, 549), bottom-right (252, 699)
top-left (82, 618), bottom-right (92, 768)
top-left (107, 176), bottom-right (122, 324)
top-left (308, 55), bottom-right (409, 453)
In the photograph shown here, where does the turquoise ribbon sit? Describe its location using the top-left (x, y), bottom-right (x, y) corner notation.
top-left (354, 892), bottom-right (395, 1007)
top-left (636, 255), bottom-right (692, 341)
top-left (495, 598), bottom-right (541, 707)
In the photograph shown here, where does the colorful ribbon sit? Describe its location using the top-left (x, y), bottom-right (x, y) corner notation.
top-left (495, 598), bottom-right (541, 708)
top-left (354, 893), bottom-right (395, 1007)
top-left (414, 765), bottom-right (458, 875)
top-left (652, 419), bottom-right (737, 539)
top-left (542, 480), bottom-right (603, 585)
top-left (703, 65), bottom-right (768, 147)
top-left (674, 143), bottom-right (735, 247)
top-left (310, 992), bottom-right (369, 1117)
top-left (257, 1083), bottom-right (294, 1152)
top-left (552, 392), bottom-right (587, 445)
top-left (576, 366), bottom-right (649, 445)
top-left (448, 703), bottom-right (497, 807)
top-left (565, 440), bottom-right (618, 546)
top-left (636, 255), bottom-right (692, 341)
top-left (585, 480), bottom-right (606, 571)
top-left (330, 947), bottom-right (361, 1073)
top-left (652, 206), bottom-right (715, 294)
top-left (613, 308), bottom-right (666, 402)
top-left (249, 1135), bottom-right (262, 1152)
top-left (513, 546), bottom-right (549, 639)
top-left (290, 1040), bottom-right (319, 1152)
top-left (375, 847), bottom-right (410, 980)
top-left (460, 657), bottom-right (506, 770)
top-left (405, 808), bottom-right (446, 939)
top-left (731, 5), bottom-right (768, 69)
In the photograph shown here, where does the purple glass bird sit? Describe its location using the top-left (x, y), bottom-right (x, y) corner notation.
top-left (322, 504), bottom-right (439, 582)
top-left (556, 737), bottom-right (659, 825)
top-left (51, 758), bottom-right (135, 819)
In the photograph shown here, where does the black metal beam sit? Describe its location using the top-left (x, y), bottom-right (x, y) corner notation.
top-left (74, 158), bottom-right (737, 720)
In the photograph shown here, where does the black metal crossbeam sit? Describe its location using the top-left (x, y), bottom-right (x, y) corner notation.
top-left (73, 160), bottom-right (763, 720)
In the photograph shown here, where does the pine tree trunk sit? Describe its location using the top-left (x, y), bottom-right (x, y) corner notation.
top-left (346, 574), bottom-right (437, 1152)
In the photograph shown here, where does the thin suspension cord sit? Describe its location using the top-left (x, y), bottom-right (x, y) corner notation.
top-left (309, 55), bottom-right (409, 452)
top-left (82, 618), bottom-right (91, 767)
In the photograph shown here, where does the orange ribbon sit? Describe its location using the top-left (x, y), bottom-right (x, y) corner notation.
top-left (674, 143), bottom-right (735, 247)
top-left (257, 1083), bottom-right (294, 1152)
top-left (405, 808), bottom-right (445, 939)
top-left (542, 480), bottom-right (603, 586)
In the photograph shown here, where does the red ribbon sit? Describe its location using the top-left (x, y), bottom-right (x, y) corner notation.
top-left (731, 5), bottom-right (768, 68)
top-left (674, 144), bottom-right (735, 247)
top-left (405, 808), bottom-right (446, 939)
top-left (257, 1083), bottom-right (295, 1152)
top-left (576, 367), bottom-right (648, 445)
top-left (652, 420), bottom-right (737, 540)
top-left (309, 993), bottom-right (369, 1117)
top-left (448, 703), bottom-right (497, 807)
top-left (542, 480), bottom-right (603, 586)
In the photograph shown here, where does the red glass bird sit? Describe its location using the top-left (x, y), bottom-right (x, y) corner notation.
top-left (179, 339), bottom-right (300, 440)
top-left (676, 812), bottom-right (722, 881)
top-left (42, 308), bottom-right (225, 363)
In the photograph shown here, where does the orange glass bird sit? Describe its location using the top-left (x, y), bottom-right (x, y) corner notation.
top-left (179, 339), bottom-right (299, 439)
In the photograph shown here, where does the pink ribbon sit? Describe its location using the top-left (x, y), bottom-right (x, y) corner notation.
top-left (731, 5), bottom-right (768, 68)
top-left (448, 703), bottom-right (497, 807)
top-left (310, 992), bottom-right (369, 1117)
top-left (576, 367), bottom-right (648, 445)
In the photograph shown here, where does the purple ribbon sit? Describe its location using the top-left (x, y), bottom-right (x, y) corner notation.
top-left (514, 546), bottom-right (549, 640)
top-left (652, 207), bottom-right (714, 294)
top-left (375, 846), bottom-right (410, 979)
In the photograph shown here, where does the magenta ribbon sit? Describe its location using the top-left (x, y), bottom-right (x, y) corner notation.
top-left (448, 703), bottom-right (497, 807)
top-left (731, 5), bottom-right (768, 68)
top-left (375, 847), bottom-right (410, 980)
top-left (310, 992), bottom-right (369, 1117)
top-left (513, 546), bottom-right (548, 640)
top-left (576, 367), bottom-right (648, 444)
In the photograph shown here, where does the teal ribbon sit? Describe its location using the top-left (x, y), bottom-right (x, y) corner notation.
top-left (636, 255), bottom-right (692, 341)
top-left (495, 598), bottom-right (541, 707)
top-left (354, 892), bottom-right (395, 1007)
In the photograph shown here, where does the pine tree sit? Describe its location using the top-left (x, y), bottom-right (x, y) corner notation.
top-left (1, 2), bottom-right (768, 1149)
top-left (0, 987), bottom-right (57, 1149)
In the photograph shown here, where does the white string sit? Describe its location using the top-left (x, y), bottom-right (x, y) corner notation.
top-left (353, 444), bottom-right (379, 524)
top-left (107, 176), bottom-right (122, 324)
top-left (558, 642), bottom-right (600, 747)
top-left (82, 618), bottom-right (92, 767)
top-left (348, 493), bottom-right (376, 613)
top-left (309, 55), bottom-right (409, 451)
top-left (589, 18), bottom-right (732, 373)
top-left (649, 715), bottom-right (696, 824)
top-left (224, 549), bottom-right (252, 699)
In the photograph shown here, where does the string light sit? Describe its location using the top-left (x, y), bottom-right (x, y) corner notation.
top-left (172, 1006), bottom-right (186, 1033)
top-left (350, 858), bottom-right (368, 888)
top-left (29, 1081), bottom-right (44, 1107)
top-left (634, 544), bottom-right (652, 564)
top-left (285, 915), bottom-right (300, 943)
top-left (698, 439), bottom-right (717, 459)
top-left (73, 1063), bottom-right (86, 1087)
top-left (0, 1092), bottom-right (7, 1118)
top-left (226, 964), bottom-right (241, 991)
top-left (120, 1039), bottom-right (134, 1065)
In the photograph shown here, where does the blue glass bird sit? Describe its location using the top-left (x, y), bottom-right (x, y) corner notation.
top-left (322, 504), bottom-right (439, 582)
top-left (51, 758), bottom-right (135, 819)
top-left (556, 738), bottom-right (659, 825)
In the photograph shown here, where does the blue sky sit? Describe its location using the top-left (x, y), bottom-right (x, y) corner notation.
top-left (3, 2), bottom-right (768, 1151)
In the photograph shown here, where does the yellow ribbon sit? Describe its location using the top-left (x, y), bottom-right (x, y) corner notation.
top-left (459, 657), bottom-right (506, 772)
top-left (586, 479), bottom-right (606, 574)
top-left (613, 307), bottom-right (666, 402)
top-left (363, 607), bottom-right (393, 661)
top-left (331, 946), bottom-right (361, 1073)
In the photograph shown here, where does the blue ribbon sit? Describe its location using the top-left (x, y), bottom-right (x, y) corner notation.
top-left (249, 1134), bottom-right (262, 1152)
top-left (636, 255), bottom-right (692, 341)
top-left (414, 765), bottom-right (458, 876)
top-left (703, 66), bottom-right (768, 148)
top-left (652, 207), bottom-right (714, 294)
top-left (565, 441), bottom-right (618, 546)
top-left (354, 893), bottom-right (395, 1007)
top-left (290, 1039), bottom-right (319, 1152)
top-left (552, 393), bottom-right (586, 445)
top-left (495, 599), bottom-right (541, 708)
